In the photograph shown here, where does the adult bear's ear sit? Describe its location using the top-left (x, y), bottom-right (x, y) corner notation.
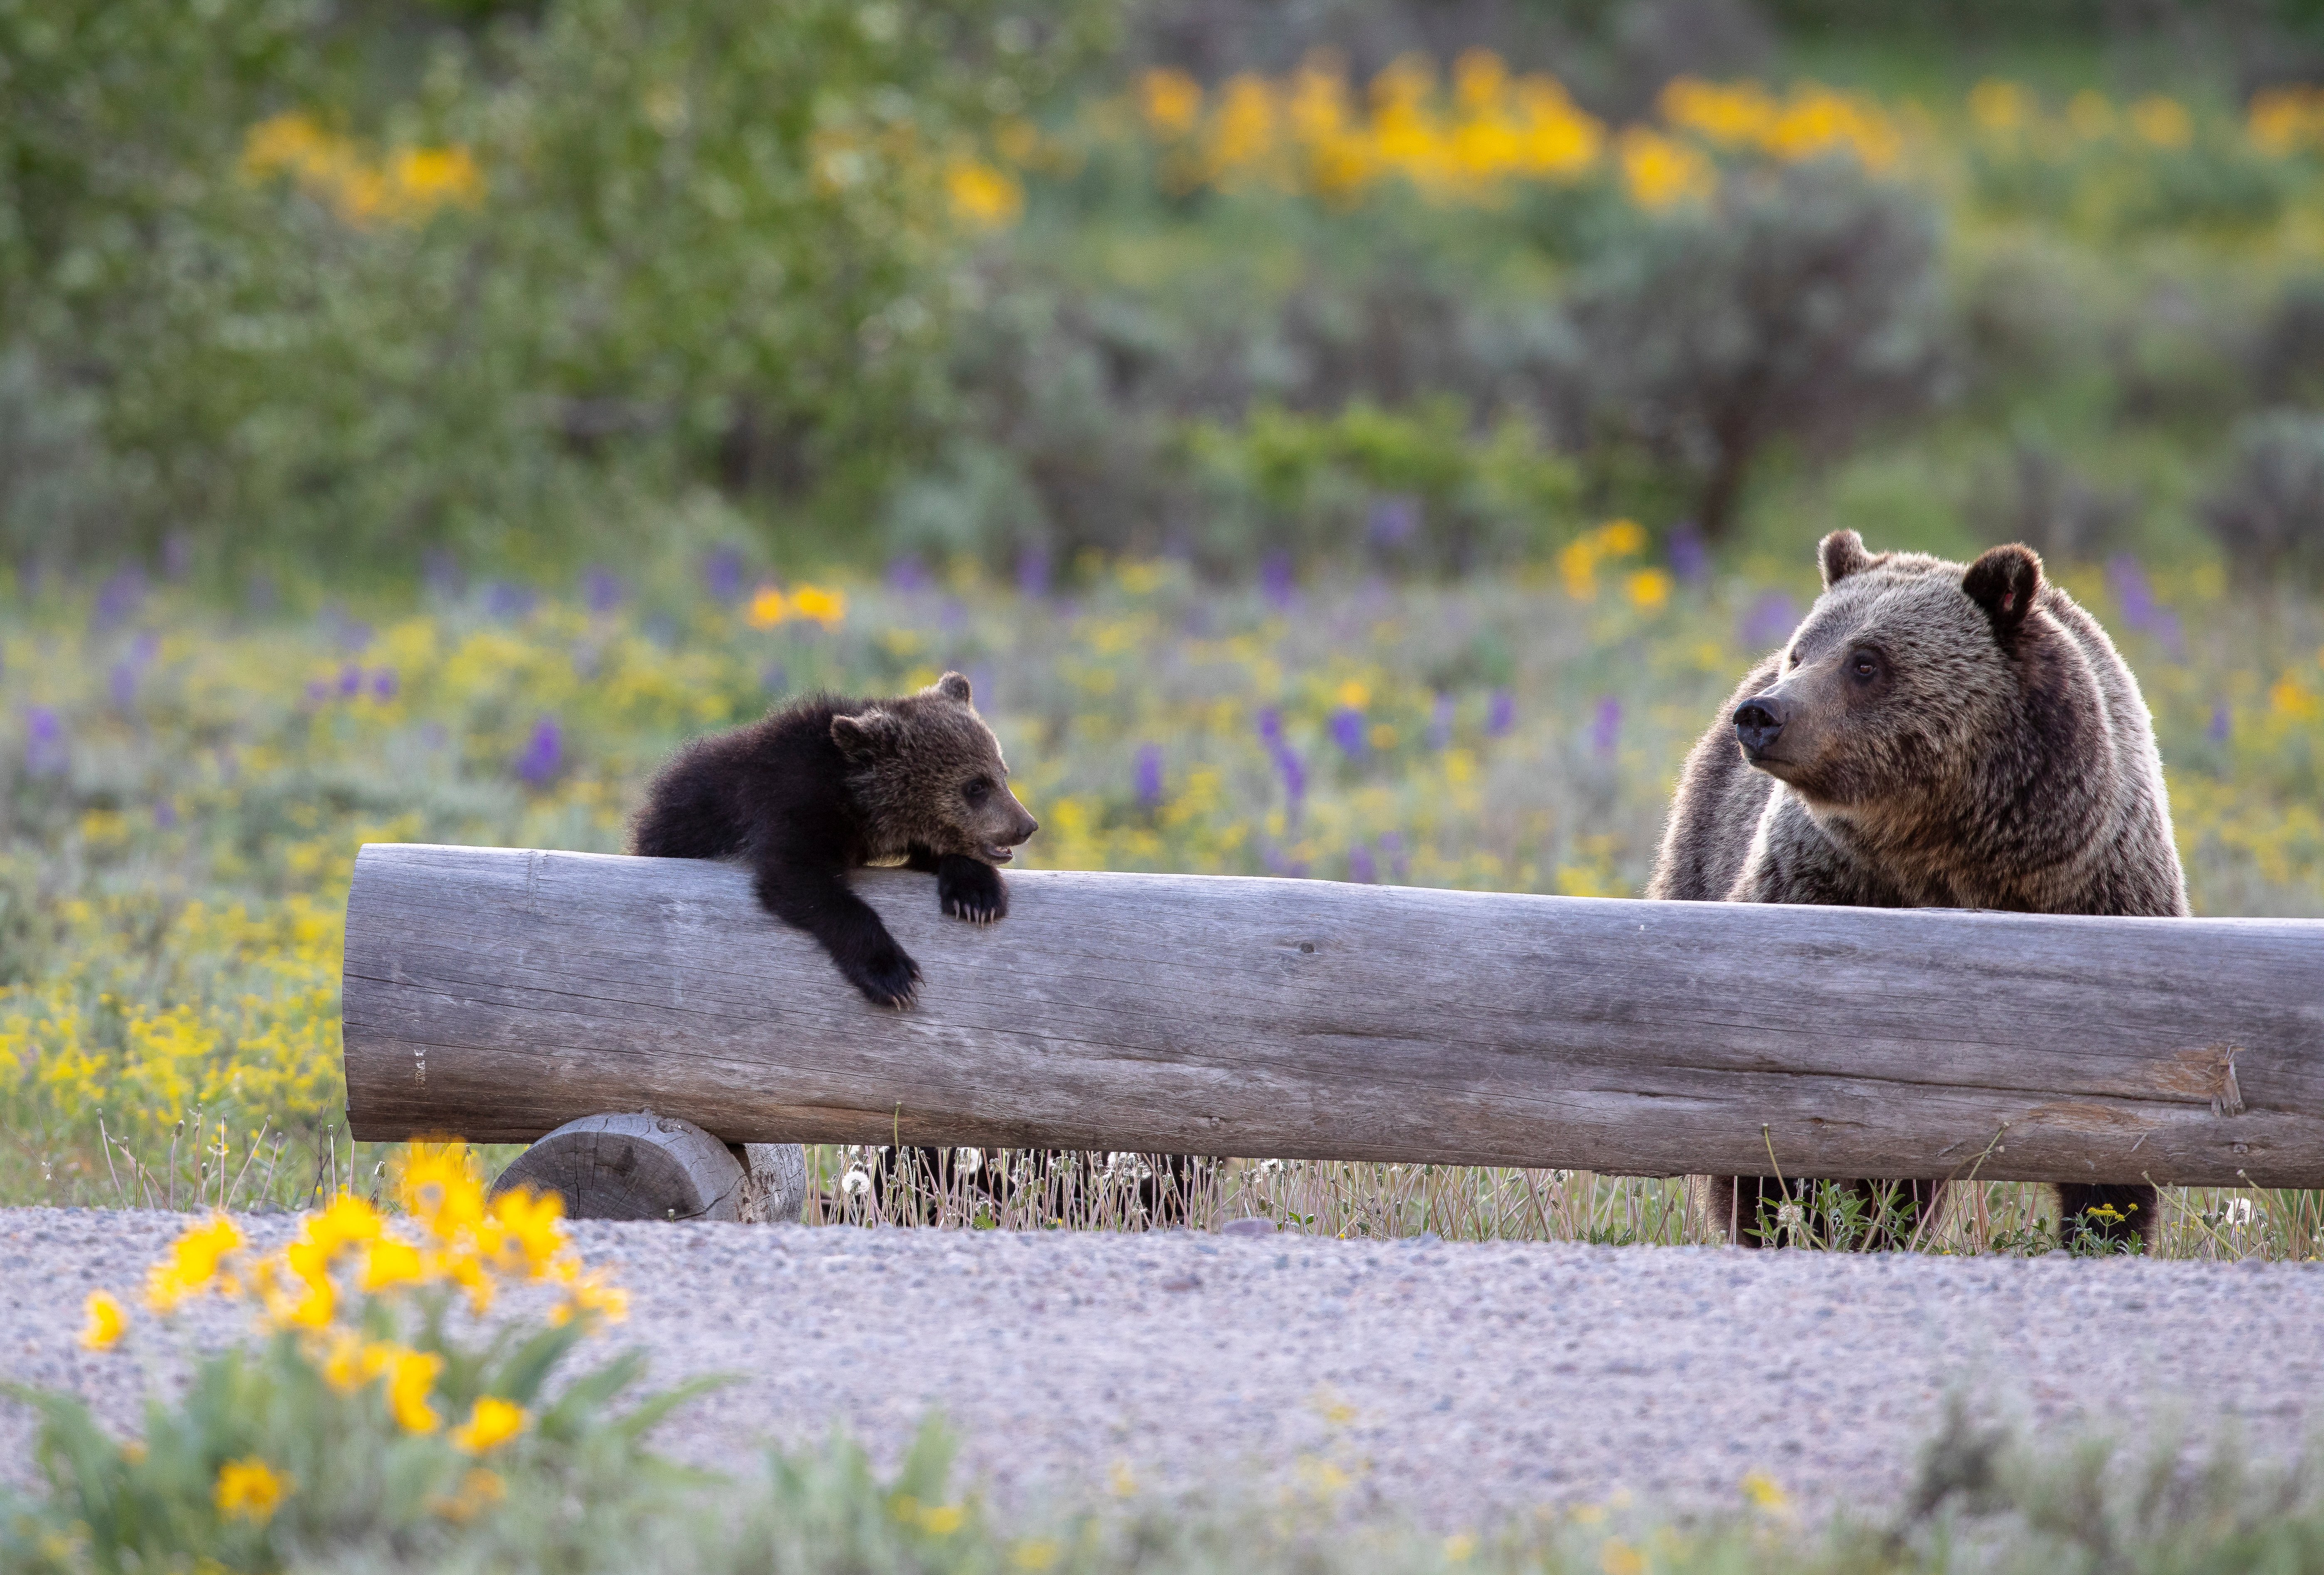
top-left (831, 709), bottom-right (903, 761)
top-left (1963, 544), bottom-right (2043, 643)
top-left (1819, 530), bottom-right (1872, 589)
top-left (929, 671), bottom-right (972, 705)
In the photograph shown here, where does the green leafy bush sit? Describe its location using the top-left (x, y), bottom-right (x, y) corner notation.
top-left (2202, 408), bottom-right (2324, 583)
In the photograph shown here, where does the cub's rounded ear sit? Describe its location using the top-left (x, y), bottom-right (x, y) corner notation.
top-left (931, 671), bottom-right (973, 705)
top-left (1962, 544), bottom-right (2043, 642)
top-left (831, 709), bottom-right (903, 761)
top-left (1818, 530), bottom-right (1872, 589)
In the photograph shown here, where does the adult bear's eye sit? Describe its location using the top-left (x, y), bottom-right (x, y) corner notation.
top-left (1849, 649), bottom-right (1882, 682)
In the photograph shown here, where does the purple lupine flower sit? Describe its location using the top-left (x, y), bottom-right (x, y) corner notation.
top-left (423, 548), bottom-right (462, 600)
top-left (162, 532), bottom-right (193, 582)
top-left (1261, 846), bottom-right (1309, 878)
top-left (154, 799), bottom-right (178, 830)
top-left (108, 661), bottom-right (138, 710)
top-left (1379, 830), bottom-right (1409, 881)
top-left (1739, 591), bottom-right (1799, 651)
top-left (1133, 743), bottom-right (1165, 807)
top-left (1589, 696), bottom-right (1623, 756)
top-left (1259, 551), bottom-right (1296, 610)
top-left (2107, 554), bottom-right (2155, 630)
top-left (887, 555), bottom-right (930, 593)
top-left (703, 547), bottom-right (746, 604)
top-left (1667, 522), bottom-right (1708, 584)
top-left (485, 581), bottom-right (536, 621)
top-left (1347, 845), bottom-right (1377, 883)
top-left (130, 631), bottom-right (159, 667)
top-left (303, 678), bottom-right (330, 705)
top-left (2210, 701), bottom-right (2232, 744)
top-left (1329, 707), bottom-right (1367, 757)
top-left (92, 567), bottom-right (145, 631)
top-left (2149, 606), bottom-right (2188, 663)
top-left (371, 668), bottom-right (399, 701)
top-left (1428, 692), bottom-right (1455, 750)
top-left (1485, 689), bottom-right (1515, 738)
top-left (338, 662), bottom-right (363, 698)
top-left (1256, 707), bottom-right (1285, 746)
top-left (1367, 495), bottom-right (1420, 550)
top-left (514, 717), bottom-right (564, 786)
top-left (25, 707), bottom-right (66, 776)
top-left (761, 662), bottom-right (789, 695)
top-left (1273, 744), bottom-right (1307, 803)
top-left (583, 566), bottom-right (625, 614)
top-left (1016, 546), bottom-right (1052, 599)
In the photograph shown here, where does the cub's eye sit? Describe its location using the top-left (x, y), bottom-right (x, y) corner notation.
top-left (963, 778), bottom-right (992, 806)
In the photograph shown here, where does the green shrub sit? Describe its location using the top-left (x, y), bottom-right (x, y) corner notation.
top-left (1569, 162), bottom-right (1948, 540)
top-left (2202, 408), bottom-right (2324, 583)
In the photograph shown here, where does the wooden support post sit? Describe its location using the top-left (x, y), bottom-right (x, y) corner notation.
top-left (341, 844), bottom-right (2324, 1187)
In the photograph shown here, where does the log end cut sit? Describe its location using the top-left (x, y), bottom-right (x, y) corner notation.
top-left (489, 1112), bottom-right (754, 1222)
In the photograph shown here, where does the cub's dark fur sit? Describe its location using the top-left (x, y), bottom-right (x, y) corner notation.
top-left (630, 672), bottom-right (1038, 1008)
top-left (1650, 532), bottom-right (2187, 1251)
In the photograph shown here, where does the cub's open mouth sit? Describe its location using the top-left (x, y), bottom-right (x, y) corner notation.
top-left (981, 845), bottom-right (1016, 863)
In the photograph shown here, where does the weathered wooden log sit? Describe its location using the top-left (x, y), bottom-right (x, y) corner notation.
top-left (488, 1112), bottom-right (750, 1221)
top-left (342, 843), bottom-right (2324, 1187)
top-left (485, 1113), bottom-right (809, 1223)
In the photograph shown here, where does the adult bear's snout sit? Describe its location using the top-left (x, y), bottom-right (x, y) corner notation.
top-left (1733, 695), bottom-right (1790, 757)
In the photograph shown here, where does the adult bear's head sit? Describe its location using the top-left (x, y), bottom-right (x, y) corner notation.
top-left (1729, 530), bottom-right (2098, 837)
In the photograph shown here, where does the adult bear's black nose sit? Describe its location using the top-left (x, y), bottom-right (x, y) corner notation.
top-left (1733, 695), bottom-right (1790, 756)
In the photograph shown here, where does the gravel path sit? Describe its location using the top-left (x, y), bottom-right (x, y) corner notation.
top-left (4, 1208), bottom-right (2319, 1528)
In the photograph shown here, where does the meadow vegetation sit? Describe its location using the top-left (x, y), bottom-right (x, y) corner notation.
top-left (5, 0), bottom-right (2324, 1254)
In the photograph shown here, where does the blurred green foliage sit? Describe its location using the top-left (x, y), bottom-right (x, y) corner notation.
top-left (0, 0), bottom-right (1116, 581)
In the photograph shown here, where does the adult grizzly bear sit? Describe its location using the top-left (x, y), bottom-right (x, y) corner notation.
top-left (1649, 530), bottom-right (2187, 1251)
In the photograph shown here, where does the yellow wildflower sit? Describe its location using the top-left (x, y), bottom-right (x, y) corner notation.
top-left (1618, 128), bottom-right (1714, 209)
top-left (1012, 1539), bottom-right (1062, 1571)
top-left (550, 1267), bottom-right (629, 1327)
top-left (1335, 678), bottom-right (1371, 708)
top-left (433, 1466), bottom-right (506, 1523)
top-left (2129, 95), bottom-right (2192, 149)
top-left (746, 586), bottom-right (788, 628)
top-left (399, 1144), bottom-right (488, 1240)
top-left (358, 1235), bottom-right (427, 1293)
top-left (80, 1291), bottom-right (128, 1351)
top-left (1601, 1538), bottom-right (1645, 1575)
top-left (1138, 68), bottom-right (1204, 137)
top-left (1626, 569), bottom-right (1672, 610)
top-left (321, 1331), bottom-right (368, 1394)
top-left (1741, 1470), bottom-right (1790, 1511)
top-left (215, 1458), bottom-right (290, 1523)
top-left (383, 1346), bottom-right (445, 1434)
top-left (789, 585), bottom-right (848, 627)
top-left (146, 1213), bottom-right (245, 1312)
top-left (487, 1185), bottom-right (568, 1277)
top-left (450, 1395), bottom-right (527, 1454)
top-left (947, 160), bottom-right (1024, 228)
top-left (1969, 79), bottom-right (2028, 133)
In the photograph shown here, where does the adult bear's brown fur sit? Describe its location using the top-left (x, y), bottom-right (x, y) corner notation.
top-left (1649, 530), bottom-right (2187, 1250)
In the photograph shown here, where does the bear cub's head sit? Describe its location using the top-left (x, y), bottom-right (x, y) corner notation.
top-left (1731, 529), bottom-right (2054, 813)
top-left (830, 672), bottom-right (1039, 864)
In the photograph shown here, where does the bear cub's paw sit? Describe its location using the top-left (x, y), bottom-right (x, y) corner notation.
top-left (938, 855), bottom-right (1009, 925)
top-left (841, 937), bottom-right (923, 1009)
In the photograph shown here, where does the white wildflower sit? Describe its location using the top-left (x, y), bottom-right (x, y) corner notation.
top-left (840, 1167), bottom-right (872, 1197)
top-left (955, 1147), bottom-right (983, 1177)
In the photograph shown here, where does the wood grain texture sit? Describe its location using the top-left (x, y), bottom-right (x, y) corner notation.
top-left (341, 843), bottom-right (2324, 1185)
top-left (487, 1112), bottom-right (747, 1222)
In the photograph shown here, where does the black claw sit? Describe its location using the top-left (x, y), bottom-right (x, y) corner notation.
top-left (937, 857), bottom-right (1009, 925)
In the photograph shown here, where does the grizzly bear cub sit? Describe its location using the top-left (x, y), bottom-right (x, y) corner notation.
top-left (630, 672), bottom-right (1038, 1008)
top-left (1650, 531), bottom-right (2187, 1252)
